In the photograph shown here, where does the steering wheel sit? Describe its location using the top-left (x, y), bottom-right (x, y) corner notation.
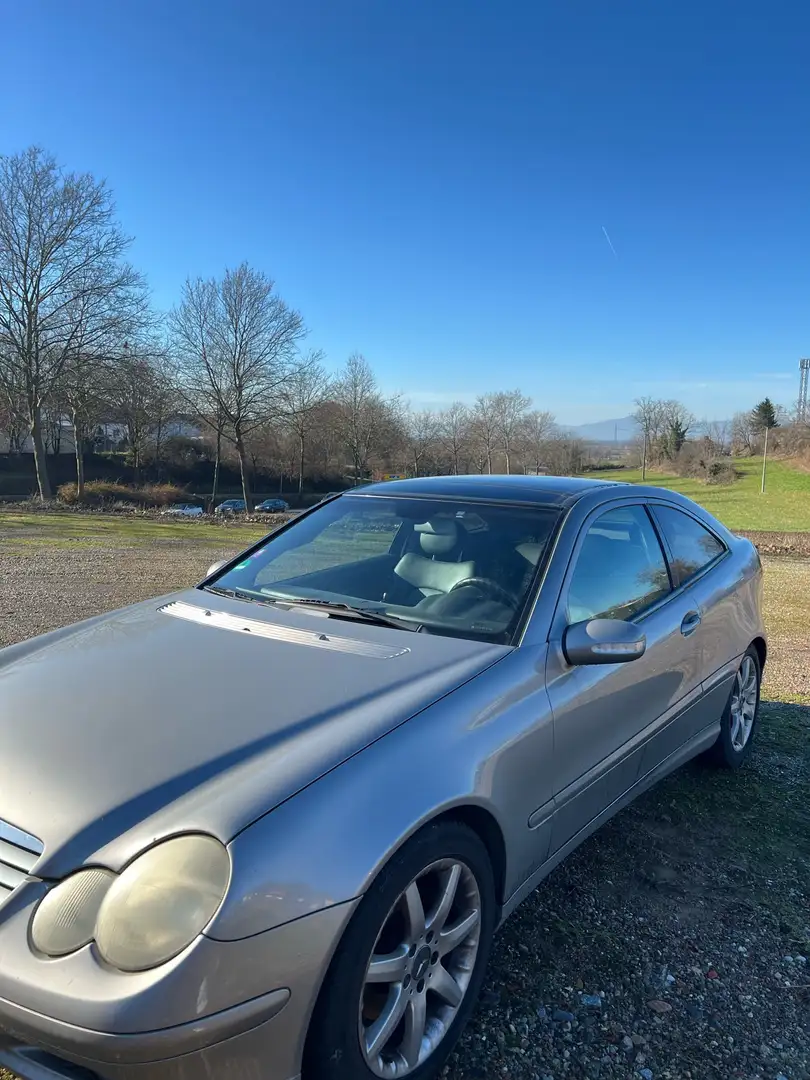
top-left (449, 577), bottom-right (518, 607)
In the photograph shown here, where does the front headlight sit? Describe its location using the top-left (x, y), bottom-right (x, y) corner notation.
top-left (95, 835), bottom-right (230, 971)
top-left (31, 868), bottom-right (115, 956)
top-left (31, 835), bottom-right (230, 972)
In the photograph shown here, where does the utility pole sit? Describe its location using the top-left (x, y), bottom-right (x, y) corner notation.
top-left (799, 358), bottom-right (810, 423)
top-left (760, 423), bottom-right (769, 494)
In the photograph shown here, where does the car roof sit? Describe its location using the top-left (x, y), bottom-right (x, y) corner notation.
top-left (345, 474), bottom-right (627, 507)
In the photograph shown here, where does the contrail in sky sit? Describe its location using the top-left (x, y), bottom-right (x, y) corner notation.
top-left (601, 226), bottom-right (618, 259)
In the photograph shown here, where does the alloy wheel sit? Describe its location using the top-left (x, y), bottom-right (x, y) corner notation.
top-left (359, 858), bottom-right (482, 1078)
top-left (730, 654), bottom-right (758, 752)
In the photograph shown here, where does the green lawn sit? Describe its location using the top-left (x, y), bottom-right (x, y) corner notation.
top-left (589, 458), bottom-right (810, 532)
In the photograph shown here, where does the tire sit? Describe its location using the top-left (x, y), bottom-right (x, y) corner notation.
top-left (304, 821), bottom-right (496, 1080)
top-left (707, 646), bottom-right (761, 769)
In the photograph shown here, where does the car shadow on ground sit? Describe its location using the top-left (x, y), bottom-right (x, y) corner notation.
top-left (448, 700), bottom-right (810, 1080)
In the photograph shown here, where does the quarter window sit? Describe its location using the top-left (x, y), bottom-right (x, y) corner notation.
top-left (566, 506), bottom-right (671, 624)
top-left (653, 505), bottom-right (726, 587)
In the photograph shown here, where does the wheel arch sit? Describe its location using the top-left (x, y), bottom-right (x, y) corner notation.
top-left (426, 804), bottom-right (507, 912)
top-left (751, 636), bottom-right (767, 671)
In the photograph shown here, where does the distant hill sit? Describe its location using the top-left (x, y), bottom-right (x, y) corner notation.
top-left (568, 416), bottom-right (729, 445)
top-left (567, 416), bottom-right (639, 443)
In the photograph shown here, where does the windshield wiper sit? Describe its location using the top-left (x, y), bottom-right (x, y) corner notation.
top-left (261, 595), bottom-right (420, 632)
top-left (202, 585), bottom-right (259, 604)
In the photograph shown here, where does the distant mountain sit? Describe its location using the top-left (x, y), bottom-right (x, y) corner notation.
top-left (567, 415), bottom-right (729, 444)
top-left (567, 416), bottom-right (639, 443)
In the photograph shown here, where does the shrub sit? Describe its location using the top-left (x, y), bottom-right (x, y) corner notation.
top-left (706, 460), bottom-right (737, 485)
top-left (675, 443), bottom-right (738, 485)
top-left (139, 483), bottom-right (186, 507)
top-left (57, 480), bottom-right (186, 508)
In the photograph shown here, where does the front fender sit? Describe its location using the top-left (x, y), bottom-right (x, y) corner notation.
top-left (206, 645), bottom-right (555, 940)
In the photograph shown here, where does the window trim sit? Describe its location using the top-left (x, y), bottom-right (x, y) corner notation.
top-left (646, 500), bottom-right (730, 593)
top-left (548, 499), bottom-right (675, 638)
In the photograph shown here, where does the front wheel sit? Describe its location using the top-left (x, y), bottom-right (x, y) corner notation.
top-left (304, 821), bottom-right (496, 1080)
top-left (708, 646), bottom-right (761, 769)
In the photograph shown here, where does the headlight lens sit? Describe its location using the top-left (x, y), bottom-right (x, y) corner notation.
top-left (95, 835), bottom-right (230, 972)
top-left (31, 868), bottom-right (115, 956)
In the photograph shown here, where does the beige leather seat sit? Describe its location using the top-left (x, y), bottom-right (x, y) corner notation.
top-left (394, 519), bottom-right (475, 599)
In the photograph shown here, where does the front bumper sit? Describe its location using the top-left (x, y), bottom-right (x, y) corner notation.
top-left (0, 890), bottom-right (358, 1080)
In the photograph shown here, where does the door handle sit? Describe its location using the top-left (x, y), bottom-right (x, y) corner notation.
top-left (680, 610), bottom-right (702, 636)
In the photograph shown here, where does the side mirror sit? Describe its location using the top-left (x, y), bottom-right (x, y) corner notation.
top-left (206, 559), bottom-right (228, 578)
top-left (563, 618), bottom-right (646, 666)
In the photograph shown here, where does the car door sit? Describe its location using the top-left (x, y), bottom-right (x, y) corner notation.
top-left (645, 501), bottom-right (735, 743)
top-left (545, 501), bottom-right (706, 854)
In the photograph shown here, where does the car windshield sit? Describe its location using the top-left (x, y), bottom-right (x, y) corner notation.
top-left (208, 494), bottom-right (559, 643)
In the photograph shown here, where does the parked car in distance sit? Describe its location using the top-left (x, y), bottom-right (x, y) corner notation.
top-left (160, 503), bottom-right (203, 518)
top-left (0, 475), bottom-right (765, 1080)
top-left (214, 498), bottom-right (246, 515)
top-left (255, 498), bottom-right (290, 513)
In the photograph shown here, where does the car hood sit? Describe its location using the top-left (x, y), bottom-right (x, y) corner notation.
top-left (0, 591), bottom-right (509, 878)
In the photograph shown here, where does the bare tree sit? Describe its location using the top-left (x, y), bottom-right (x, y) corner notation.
top-left (169, 277), bottom-right (229, 504)
top-left (105, 340), bottom-right (167, 475)
top-left (406, 409), bottom-right (439, 477)
top-left (438, 402), bottom-right (470, 475)
top-left (543, 431), bottom-right (586, 476)
top-left (660, 400), bottom-right (695, 461)
top-left (731, 411), bottom-right (755, 456)
top-left (333, 353), bottom-right (396, 483)
top-left (632, 397), bottom-right (667, 479)
top-left (492, 389), bottom-right (531, 473)
top-left (704, 419), bottom-right (730, 455)
top-left (471, 393), bottom-right (500, 474)
top-left (519, 409), bottom-right (556, 474)
top-left (170, 264), bottom-right (305, 506)
top-left (0, 359), bottom-right (28, 452)
top-left (278, 352), bottom-right (331, 495)
top-left (0, 147), bottom-right (146, 499)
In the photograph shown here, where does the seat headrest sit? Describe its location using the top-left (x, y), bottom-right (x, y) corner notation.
top-left (415, 518), bottom-right (459, 556)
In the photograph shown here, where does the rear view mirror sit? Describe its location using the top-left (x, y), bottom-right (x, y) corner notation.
top-left (563, 618), bottom-right (646, 666)
top-left (206, 559), bottom-right (228, 578)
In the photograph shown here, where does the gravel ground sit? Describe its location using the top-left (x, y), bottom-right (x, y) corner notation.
top-left (1, 527), bottom-right (808, 1080)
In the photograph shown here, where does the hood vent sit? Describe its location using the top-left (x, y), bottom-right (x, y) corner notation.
top-left (0, 819), bottom-right (43, 908)
top-left (159, 601), bottom-right (410, 659)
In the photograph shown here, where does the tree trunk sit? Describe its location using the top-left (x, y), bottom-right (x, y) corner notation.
top-left (236, 433), bottom-right (251, 508)
top-left (760, 425), bottom-right (769, 494)
top-left (155, 419), bottom-right (163, 482)
top-left (30, 410), bottom-right (53, 501)
top-left (298, 434), bottom-right (305, 496)
top-left (72, 413), bottom-right (85, 500)
top-left (504, 445), bottom-right (511, 474)
top-left (641, 431), bottom-right (648, 480)
top-left (211, 430), bottom-right (221, 509)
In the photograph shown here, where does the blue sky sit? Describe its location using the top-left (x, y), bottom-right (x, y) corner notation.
top-left (3, 0), bottom-right (808, 424)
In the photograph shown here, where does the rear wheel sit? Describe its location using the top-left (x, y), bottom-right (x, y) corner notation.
top-left (304, 821), bottom-right (496, 1080)
top-left (708, 646), bottom-right (761, 768)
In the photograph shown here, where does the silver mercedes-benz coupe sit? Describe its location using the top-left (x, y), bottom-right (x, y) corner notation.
top-left (0, 475), bottom-right (765, 1080)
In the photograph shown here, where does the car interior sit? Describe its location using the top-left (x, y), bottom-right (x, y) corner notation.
top-left (244, 502), bottom-right (558, 638)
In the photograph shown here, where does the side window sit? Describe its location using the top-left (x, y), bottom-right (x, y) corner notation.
top-left (566, 506), bottom-right (671, 624)
top-left (653, 505), bottom-right (726, 587)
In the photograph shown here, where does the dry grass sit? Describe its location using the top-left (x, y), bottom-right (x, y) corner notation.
top-left (760, 557), bottom-right (810, 703)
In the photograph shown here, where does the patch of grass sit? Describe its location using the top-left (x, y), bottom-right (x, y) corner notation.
top-left (589, 458), bottom-right (810, 531)
top-left (0, 511), bottom-right (268, 546)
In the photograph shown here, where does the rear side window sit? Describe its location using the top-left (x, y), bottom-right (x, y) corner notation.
top-left (654, 505), bottom-right (726, 587)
